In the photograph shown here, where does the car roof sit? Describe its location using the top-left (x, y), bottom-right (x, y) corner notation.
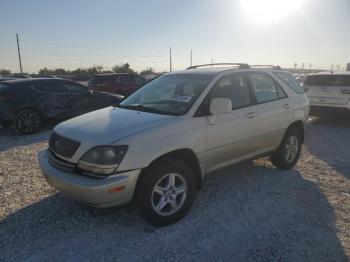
top-left (166, 68), bottom-right (235, 76)
top-left (165, 67), bottom-right (285, 76)
top-left (3, 78), bottom-right (64, 84)
top-left (93, 73), bottom-right (133, 76)
top-left (309, 71), bottom-right (350, 76)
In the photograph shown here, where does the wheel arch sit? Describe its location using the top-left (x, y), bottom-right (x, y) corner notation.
top-left (13, 106), bottom-right (45, 119)
top-left (135, 148), bottom-right (203, 198)
top-left (286, 120), bottom-right (304, 143)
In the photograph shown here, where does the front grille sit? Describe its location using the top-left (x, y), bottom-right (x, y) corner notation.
top-left (49, 132), bottom-right (81, 159)
top-left (48, 151), bottom-right (75, 172)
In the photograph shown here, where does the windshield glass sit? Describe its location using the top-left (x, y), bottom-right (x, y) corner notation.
top-left (119, 74), bottom-right (213, 115)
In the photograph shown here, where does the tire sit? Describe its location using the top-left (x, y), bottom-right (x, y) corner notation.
top-left (270, 128), bottom-right (302, 169)
top-left (137, 158), bottom-right (196, 227)
top-left (13, 110), bottom-right (42, 134)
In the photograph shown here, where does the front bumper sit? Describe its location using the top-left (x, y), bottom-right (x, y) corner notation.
top-left (38, 150), bottom-right (141, 208)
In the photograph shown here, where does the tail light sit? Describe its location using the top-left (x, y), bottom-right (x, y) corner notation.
top-left (341, 89), bottom-right (350, 94)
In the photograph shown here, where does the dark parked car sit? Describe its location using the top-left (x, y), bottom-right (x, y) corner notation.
top-left (0, 77), bottom-right (16, 82)
top-left (87, 73), bottom-right (145, 96)
top-left (0, 78), bottom-right (124, 134)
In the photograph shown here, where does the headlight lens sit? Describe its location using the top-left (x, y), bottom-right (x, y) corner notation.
top-left (77, 145), bottom-right (128, 176)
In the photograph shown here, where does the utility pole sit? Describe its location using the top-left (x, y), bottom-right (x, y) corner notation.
top-left (16, 33), bottom-right (23, 73)
top-left (169, 47), bottom-right (172, 72)
top-left (190, 50), bottom-right (193, 67)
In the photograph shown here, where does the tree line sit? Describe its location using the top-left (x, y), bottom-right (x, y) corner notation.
top-left (0, 64), bottom-right (160, 80)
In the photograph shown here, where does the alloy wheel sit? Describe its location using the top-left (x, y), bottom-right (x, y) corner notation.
top-left (151, 173), bottom-right (187, 216)
top-left (16, 111), bottom-right (41, 134)
top-left (285, 135), bottom-right (299, 163)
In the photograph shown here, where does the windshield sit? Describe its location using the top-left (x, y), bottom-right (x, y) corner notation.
top-left (119, 74), bottom-right (213, 115)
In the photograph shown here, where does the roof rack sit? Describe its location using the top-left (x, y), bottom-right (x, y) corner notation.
top-left (250, 65), bottom-right (282, 70)
top-left (187, 63), bottom-right (251, 70)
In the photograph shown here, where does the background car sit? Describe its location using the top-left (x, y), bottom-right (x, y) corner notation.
top-left (303, 72), bottom-right (350, 111)
top-left (0, 78), bottom-right (124, 134)
top-left (87, 73), bottom-right (145, 96)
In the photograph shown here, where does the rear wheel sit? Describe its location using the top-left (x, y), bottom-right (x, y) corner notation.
top-left (137, 159), bottom-right (196, 227)
top-left (13, 110), bottom-right (42, 134)
top-left (270, 128), bottom-right (302, 169)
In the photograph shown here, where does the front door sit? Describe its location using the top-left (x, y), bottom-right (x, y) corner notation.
top-left (201, 73), bottom-right (261, 173)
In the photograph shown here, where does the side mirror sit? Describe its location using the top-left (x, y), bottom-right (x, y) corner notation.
top-left (209, 98), bottom-right (232, 115)
top-left (88, 89), bottom-right (94, 95)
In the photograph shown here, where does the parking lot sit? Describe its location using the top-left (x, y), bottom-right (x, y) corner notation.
top-left (0, 110), bottom-right (349, 261)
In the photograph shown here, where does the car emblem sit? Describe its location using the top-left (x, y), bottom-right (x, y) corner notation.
top-left (55, 140), bottom-right (62, 150)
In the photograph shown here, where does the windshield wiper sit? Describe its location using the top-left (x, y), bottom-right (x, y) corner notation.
top-left (119, 104), bottom-right (180, 116)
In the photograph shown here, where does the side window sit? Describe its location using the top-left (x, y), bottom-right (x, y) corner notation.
top-left (274, 72), bottom-right (304, 94)
top-left (248, 73), bottom-right (279, 103)
top-left (63, 82), bottom-right (89, 94)
top-left (32, 81), bottom-right (69, 94)
top-left (210, 73), bottom-right (252, 109)
top-left (276, 85), bottom-right (287, 99)
top-left (118, 75), bottom-right (134, 84)
top-left (32, 81), bottom-right (55, 93)
top-left (134, 76), bottom-right (145, 85)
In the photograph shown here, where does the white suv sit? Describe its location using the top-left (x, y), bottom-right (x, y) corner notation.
top-left (38, 63), bottom-right (309, 226)
top-left (303, 72), bottom-right (350, 110)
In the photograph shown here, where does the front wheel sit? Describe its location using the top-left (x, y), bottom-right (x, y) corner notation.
top-left (137, 159), bottom-right (196, 227)
top-left (270, 128), bottom-right (302, 169)
top-left (13, 110), bottom-right (42, 134)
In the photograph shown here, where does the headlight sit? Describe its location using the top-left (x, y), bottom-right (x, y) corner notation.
top-left (77, 145), bottom-right (128, 176)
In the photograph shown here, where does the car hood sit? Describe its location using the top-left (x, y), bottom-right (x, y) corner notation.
top-left (97, 91), bottom-right (124, 100)
top-left (55, 107), bottom-right (174, 146)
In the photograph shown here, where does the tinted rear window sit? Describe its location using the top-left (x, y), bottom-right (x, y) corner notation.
top-left (304, 75), bottom-right (350, 86)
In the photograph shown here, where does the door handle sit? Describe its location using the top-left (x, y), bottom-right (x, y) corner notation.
top-left (244, 112), bottom-right (257, 119)
top-left (283, 103), bottom-right (292, 109)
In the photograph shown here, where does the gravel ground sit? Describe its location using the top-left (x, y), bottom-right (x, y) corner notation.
top-left (0, 111), bottom-right (349, 262)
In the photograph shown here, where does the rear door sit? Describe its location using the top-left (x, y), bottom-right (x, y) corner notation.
top-left (31, 80), bottom-right (72, 119)
top-left (61, 81), bottom-right (102, 117)
top-left (304, 74), bottom-right (350, 105)
top-left (247, 72), bottom-right (292, 151)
